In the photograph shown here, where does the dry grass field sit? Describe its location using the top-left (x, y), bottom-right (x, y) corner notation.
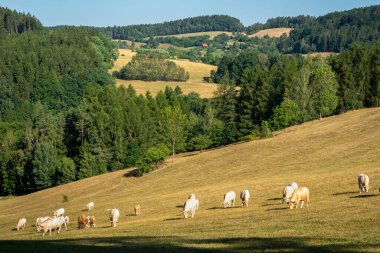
top-left (249, 28), bottom-right (293, 38)
top-left (112, 49), bottom-right (218, 98)
top-left (156, 31), bottom-right (233, 39)
top-left (303, 52), bottom-right (337, 58)
top-left (108, 49), bottom-right (136, 73)
top-left (0, 108), bottom-right (380, 253)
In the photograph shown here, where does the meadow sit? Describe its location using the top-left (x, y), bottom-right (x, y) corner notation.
top-left (156, 31), bottom-right (233, 39)
top-left (0, 108), bottom-right (379, 252)
top-left (112, 49), bottom-right (218, 98)
top-left (249, 28), bottom-right (293, 38)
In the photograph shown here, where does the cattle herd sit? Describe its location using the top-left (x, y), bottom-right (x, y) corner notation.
top-left (14, 173), bottom-right (371, 236)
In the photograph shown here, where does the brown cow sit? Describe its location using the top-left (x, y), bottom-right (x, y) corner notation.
top-left (78, 214), bottom-right (86, 229)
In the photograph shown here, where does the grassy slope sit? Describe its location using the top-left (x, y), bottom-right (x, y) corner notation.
top-left (112, 49), bottom-right (218, 98)
top-left (1, 108), bottom-right (380, 252)
top-left (249, 28), bottom-right (292, 38)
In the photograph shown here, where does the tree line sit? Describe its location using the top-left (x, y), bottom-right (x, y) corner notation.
top-left (98, 15), bottom-right (244, 40)
top-left (210, 42), bottom-right (380, 141)
top-left (0, 7), bottom-right (42, 35)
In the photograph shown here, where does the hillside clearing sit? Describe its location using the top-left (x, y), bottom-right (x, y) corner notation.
top-left (0, 108), bottom-right (379, 252)
top-left (155, 31), bottom-right (233, 39)
top-left (249, 28), bottom-right (293, 38)
top-left (111, 49), bottom-right (218, 98)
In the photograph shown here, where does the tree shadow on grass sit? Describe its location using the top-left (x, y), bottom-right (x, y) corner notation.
top-left (349, 194), bottom-right (380, 198)
top-left (0, 236), bottom-right (378, 253)
top-left (123, 169), bottom-right (138, 177)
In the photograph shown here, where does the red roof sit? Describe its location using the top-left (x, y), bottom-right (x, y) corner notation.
top-left (201, 43), bottom-right (208, 47)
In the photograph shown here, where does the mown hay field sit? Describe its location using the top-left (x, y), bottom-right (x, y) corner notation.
top-left (0, 108), bottom-right (380, 252)
top-left (249, 28), bottom-right (293, 38)
top-left (155, 31), bottom-right (233, 39)
top-left (112, 49), bottom-right (218, 98)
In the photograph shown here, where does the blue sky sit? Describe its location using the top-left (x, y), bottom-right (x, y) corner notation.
top-left (1, 0), bottom-right (379, 27)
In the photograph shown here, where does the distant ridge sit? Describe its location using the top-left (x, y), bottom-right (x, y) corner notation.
top-left (98, 15), bottom-right (244, 40)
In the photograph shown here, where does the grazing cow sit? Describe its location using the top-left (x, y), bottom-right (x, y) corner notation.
top-left (39, 216), bottom-right (65, 236)
top-left (78, 214), bottom-right (87, 229)
top-left (134, 205), bottom-right (141, 216)
top-left (16, 218), bottom-right (26, 231)
top-left (36, 217), bottom-right (50, 231)
top-left (223, 191), bottom-right (236, 208)
top-left (289, 187), bottom-right (310, 209)
top-left (240, 190), bottom-right (250, 207)
top-left (290, 182), bottom-right (298, 190)
top-left (86, 216), bottom-right (96, 228)
top-left (53, 208), bottom-right (65, 217)
top-left (109, 209), bottom-right (120, 227)
top-left (64, 216), bottom-right (69, 230)
top-left (282, 185), bottom-right (295, 204)
top-left (358, 174), bottom-right (369, 193)
top-left (182, 198), bottom-right (199, 219)
top-left (87, 202), bottom-right (94, 211)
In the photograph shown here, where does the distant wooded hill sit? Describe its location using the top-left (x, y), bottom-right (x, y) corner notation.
top-left (98, 15), bottom-right (244, 40)
top-left (98, 5), bottom-right (380, 53)
top-left (248, 5), bottom-right (380, 53)
top-left (0, 7), bottom-right (42, 34)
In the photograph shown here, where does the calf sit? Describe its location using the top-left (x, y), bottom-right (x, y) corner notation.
top-left (17, 218), bottom-right (26, 231)
top-left (240, 190), bottom-right (250, 207)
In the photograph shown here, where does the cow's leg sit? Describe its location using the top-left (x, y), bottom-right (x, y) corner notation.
top-left (300, 201), bottom-right (304, 208)
top-left (232, 199), bottom-right (235, 207)
top-left (295, 201), bottom-right (299, 209)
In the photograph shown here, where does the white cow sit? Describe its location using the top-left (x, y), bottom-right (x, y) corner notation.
top-left (289, 187), bottom-right (310, 209)
top-left (53, 208), bottom-right (65, 217)
top-left (290, 182), bottom-right (298, 190)
top-left (223, 191), bottom-right (236, 208)
top-left (87, 202), bottom-right (94, 211)
top-left (240, 190), bottom-right (250, 207)
top-left (358, 174), bottom-right (369, 193)
top-left (64, 216), bottom-right (69, 229)
top-left (35, 217), bottom-right (50, 231)
top-left (183, 198), bottom-right (199, 218)
top-left (39, 216), bottom-right (66, 236)
top-left (109, 209), bottom-right (120, 227)
top-left (282, 185), bottom-right (295, 204)
top-left (17, 218), bottom-right (26, 231)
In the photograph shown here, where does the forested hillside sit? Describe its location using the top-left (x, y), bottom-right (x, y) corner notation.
top-left (99, 15), bottom-right (244, 40)
top-left (248, 5), bottom-right (380, 53)
top-left (0, 7), bottom-right (42, 34)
